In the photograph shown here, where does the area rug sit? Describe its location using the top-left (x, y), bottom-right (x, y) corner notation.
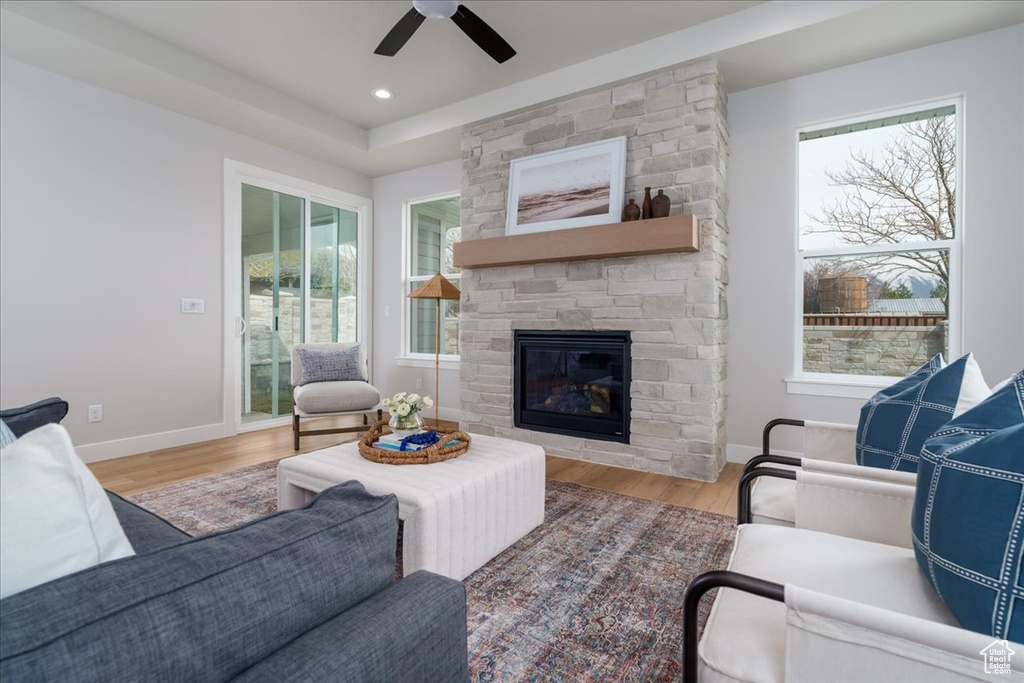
top-left (129, 461), bottom-right (735, 682)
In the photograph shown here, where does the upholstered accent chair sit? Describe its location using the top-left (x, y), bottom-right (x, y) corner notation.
top-left (291, 343), bottom-right (382, 449)
top-left (683, 470), bottom-right (1003, 683)
top-left (745, 355), bottom-right (991, 527)
top-left (740, 419), bottom-right (916, 526)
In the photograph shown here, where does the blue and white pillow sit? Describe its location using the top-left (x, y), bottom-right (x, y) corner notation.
top-left (856, 353), bottom-right (990, 472)
top-left (912, 370), bottom-right (1024, 640)
top-left (296, 345), bottom-right (367, 386)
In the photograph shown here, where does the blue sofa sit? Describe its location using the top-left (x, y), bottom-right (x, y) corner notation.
top-left (0, 400), bottom-right (469, 682)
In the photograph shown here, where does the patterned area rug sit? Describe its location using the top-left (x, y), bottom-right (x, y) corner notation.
top-left (129, 461), bottom-right (279, 535)
top-left (129, 461), bottom-right (735, 682)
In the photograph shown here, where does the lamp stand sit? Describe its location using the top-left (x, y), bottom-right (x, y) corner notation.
top-left (434, 298), bottom-right (441, 426)
top-left (407, 272), bottom-right (460, 429)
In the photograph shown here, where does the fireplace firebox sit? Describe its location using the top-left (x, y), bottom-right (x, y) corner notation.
top-left (513, 330), bottom-right (631, 443)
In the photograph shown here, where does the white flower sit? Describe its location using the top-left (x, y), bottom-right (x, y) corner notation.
top-left (382, 398), bottom-right (392, 408)
top-left (408, 393), bottom-right (420, 403)
top-left (423, 396), bottom-right (434, 407)
top-left (396, 402), bottom-right (411, 416)
top-left (394, 392), bottom-right (406, 401)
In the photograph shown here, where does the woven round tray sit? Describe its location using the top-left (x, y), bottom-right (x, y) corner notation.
top-left (358, 420), bottom-right (471, 465)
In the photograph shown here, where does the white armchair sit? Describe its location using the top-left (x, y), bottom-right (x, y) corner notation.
top-left (684, 471), bottom-right (1017, 682)
top-left (743, 419), bottom-right (916, 526)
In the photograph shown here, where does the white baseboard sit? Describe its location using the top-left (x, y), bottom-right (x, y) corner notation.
top-left (238, 416), bottom-right (293, 433)
top-left (75, 408), bottom-right (465, 464)
top-left (726, 443), bottom-right (801, 464)
top-left (75, 422), bottom-right (230, 463)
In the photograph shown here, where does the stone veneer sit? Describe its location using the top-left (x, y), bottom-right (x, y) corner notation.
top-left (459, 60), bottom-right (729, 481)
top-left (803, 324), bottom-right (947, 376)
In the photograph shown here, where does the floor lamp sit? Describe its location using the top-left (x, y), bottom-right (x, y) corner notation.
top-left (408, 273), bottom-right (461, 426)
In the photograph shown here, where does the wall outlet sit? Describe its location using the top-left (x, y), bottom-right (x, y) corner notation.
top-left (88, 405), bottom-right (103, 423)
top-left (415, 378), bottom-right (423, 389)
top-left (384, 305), bottom-right (390, 318)
top-left (181, 298), bottom-right (205, 314)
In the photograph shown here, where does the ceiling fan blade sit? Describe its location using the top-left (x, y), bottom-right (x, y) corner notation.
top-left (450, 4), bottom-right (516, 64)
top-left (374, 7), bottom-right (426, 56)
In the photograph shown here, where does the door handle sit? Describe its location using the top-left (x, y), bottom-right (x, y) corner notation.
top-left (274, 316), bottom-right (279, 332)
top-left (236, 316), bottom-right (247, 337)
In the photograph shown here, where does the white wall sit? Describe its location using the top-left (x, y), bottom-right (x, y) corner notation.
top-left (371, 160), bottom-right (461, 420)
top-left (726, 25), bottom-right (1024, 457)
top-left (0, 57), bottom-right (371, 459)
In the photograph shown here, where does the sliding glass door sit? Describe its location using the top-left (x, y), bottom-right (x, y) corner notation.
top-left (239, 186), bottom-right (360, 425)
top-left (310, 202), bottom-right (359, 344)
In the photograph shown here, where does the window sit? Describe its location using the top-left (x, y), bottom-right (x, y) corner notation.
top-left (796, 101), bottom-right (960, 383)
top-left (404, 193), bottom-right (461, 360)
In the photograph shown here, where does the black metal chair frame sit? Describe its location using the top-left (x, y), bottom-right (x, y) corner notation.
top-left (681, 570), bottom-right (785, 683)
top-left (683, 422), bottom-right (802, 681)
top-left (761, 417), bottom-right (805, 455)
top-left (681, 417), bottom-right (864, 681)
top-left (731, 417), bottom-right (811, 524)
top-left (736, 467), bottom-right (798, 524)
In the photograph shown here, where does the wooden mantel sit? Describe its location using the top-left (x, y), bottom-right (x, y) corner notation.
top-left (452, 215), bottom-right (698, 269)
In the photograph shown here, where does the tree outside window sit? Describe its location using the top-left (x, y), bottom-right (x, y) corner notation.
top-left (798, 103), bottom-right (959, 377)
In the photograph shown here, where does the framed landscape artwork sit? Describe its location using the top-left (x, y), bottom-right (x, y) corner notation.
top-left (505, 137), bottom-right (626, 236)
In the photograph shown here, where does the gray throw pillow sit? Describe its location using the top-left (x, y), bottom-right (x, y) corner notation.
top-left (297, 346), bottom-right (366, 385)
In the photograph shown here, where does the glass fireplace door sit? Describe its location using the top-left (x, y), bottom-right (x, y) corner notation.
top-left (514, 330), bottom-right (631, 443)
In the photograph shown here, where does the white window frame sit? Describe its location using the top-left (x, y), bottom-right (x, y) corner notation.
top-left (223, 159), bottom-right (373, 432)
top-left (398, 190), bottom-right (461, 369)
top-left (787, 96), bottom-right (965, 399)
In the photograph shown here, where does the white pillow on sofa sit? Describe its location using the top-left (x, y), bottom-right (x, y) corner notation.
top-left (0, 424), bottom-right (134, 599)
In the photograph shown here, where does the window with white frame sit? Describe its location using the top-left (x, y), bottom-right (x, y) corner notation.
top-left (797, 101), bottom-right (960, 379)
top-left (405, 193), bottom-right (461, 359)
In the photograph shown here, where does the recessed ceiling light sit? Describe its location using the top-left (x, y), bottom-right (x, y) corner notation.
top-left (373, 88), bottom-right (394, 100)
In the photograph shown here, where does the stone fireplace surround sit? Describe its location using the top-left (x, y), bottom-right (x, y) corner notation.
top-left (458, 59), bottom-right (729, 482)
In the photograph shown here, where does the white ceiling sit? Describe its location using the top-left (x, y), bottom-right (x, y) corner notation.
top-left (76, 0), bottom-right (763, 129)
top-left (2, 1), bottom-right (1022, 177)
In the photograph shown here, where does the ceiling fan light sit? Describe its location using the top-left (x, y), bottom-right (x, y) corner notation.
top-left (412, 0), bottom-right (458, 19)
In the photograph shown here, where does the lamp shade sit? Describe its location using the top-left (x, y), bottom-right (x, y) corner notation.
top-left (408, 273), bottom-right (461, 301)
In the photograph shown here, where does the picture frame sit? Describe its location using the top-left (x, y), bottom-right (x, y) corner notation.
top-left (505, 136), bottom-right (626, 236)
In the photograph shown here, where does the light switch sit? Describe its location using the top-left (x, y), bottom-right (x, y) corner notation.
top-left (181, 298), bottom-right (205, 314)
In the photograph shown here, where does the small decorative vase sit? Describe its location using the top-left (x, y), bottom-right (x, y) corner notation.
top-left (389, 411), bottom-right (424, 434)
top-left (651, 189), bottom-right (670, 218)
top-left (621, 198), bottom-right (641, 222)
top-left (642, 187), bottom-right (653, 219)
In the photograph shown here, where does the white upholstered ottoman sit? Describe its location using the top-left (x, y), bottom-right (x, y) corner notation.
top-left (277, 434), bottom-right (546, 581)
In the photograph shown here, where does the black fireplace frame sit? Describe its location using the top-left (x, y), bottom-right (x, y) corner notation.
top-left (513, 329), bottom-right (631, 444)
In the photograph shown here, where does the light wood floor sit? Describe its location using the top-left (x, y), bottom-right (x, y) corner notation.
top-left (88, 415), bottom-right (743, 517)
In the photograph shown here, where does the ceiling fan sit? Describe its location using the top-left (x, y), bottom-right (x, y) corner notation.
top-left (374, 0), bottom-right (516, 64)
